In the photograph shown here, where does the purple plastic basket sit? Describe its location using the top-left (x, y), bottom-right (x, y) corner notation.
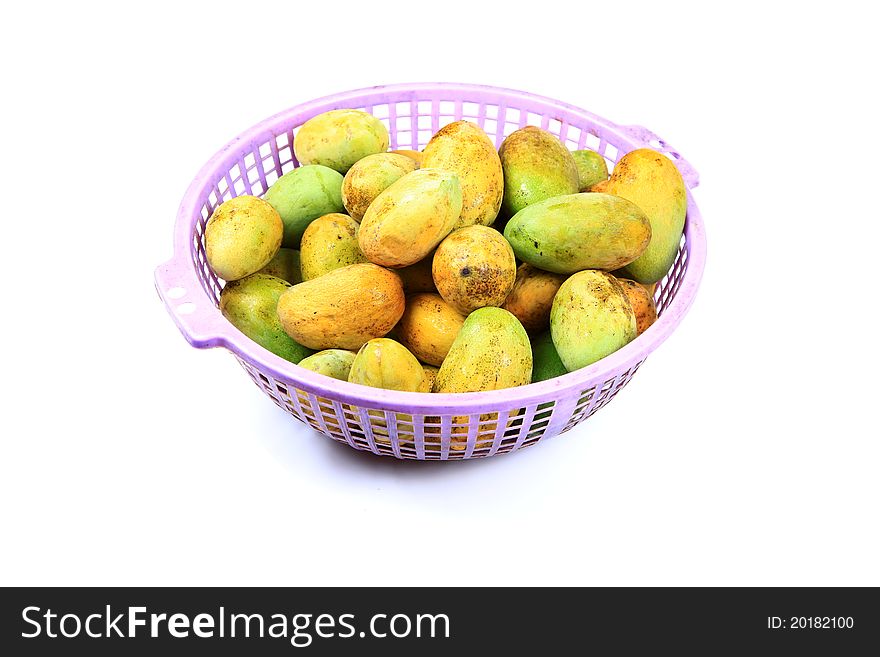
top-left (155, 83), bottom-right (705, 460)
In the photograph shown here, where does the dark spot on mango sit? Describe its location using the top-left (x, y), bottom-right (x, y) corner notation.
top-left (461, 267), bottom-right (471, 276)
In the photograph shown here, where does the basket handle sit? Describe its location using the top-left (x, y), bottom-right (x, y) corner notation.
top-left (617, 124), bottom-right (700, 188)
top-left (154, 257), bottom-right (230, 349)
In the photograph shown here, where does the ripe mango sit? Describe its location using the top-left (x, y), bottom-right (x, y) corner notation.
top-left (503, 193), bottom-right (651, 274)
top-left (348, 338), bottom-right (424, 445)
top-left (499, 126), bottom-right (579, 215)
top-left (342, 153), bottom-right (418, 221)
top-left (299, 213), bottom-right (368, 281)
top-left (205, 195), bottom-right (282, 281)
top-left (397, 253), bottom-right (437, 293)
top-left (501, 263), bottom-right (566, 333)
top-left (348, 338), bottom-right (425, 392)
top-left (219, 274), bottom-right (312, 363)
top-left (293, 109), bottom-right (389, 174)
top-left (550, 270), bottom-right (637, 371)
top-left (390, 149), bottom-right (423, 166)
top-left (421, 121), bottom-right (503, 228)
top-left (432, 225), bottom-right (516, 314)
top-left (607, 149), bottom-right (687, 284)
top-left (589, 179), bottom-right (611, 193)
top-left (420, 364), bottom-right (439, 392)
top-left (263, 165), bottom-right (344, 248)
top-left (276, 263), bottom-right (404, 350)
top-left (396, 292), bottom-right (467, 367)
top-left (358, 168), bottom-right (462, 268)
top-left (616, 278), bottom-right (657, 335)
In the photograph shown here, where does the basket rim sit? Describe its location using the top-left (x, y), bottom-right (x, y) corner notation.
top-left (160, 82), bottom-right (706, 414)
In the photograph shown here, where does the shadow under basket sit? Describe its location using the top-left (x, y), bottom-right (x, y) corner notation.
top-left (155, 83), bottom-right (706, 461)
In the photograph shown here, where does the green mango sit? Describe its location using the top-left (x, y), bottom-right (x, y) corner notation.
top-left (499, 126), bottom-right (580, 216)
top-left (571, 149), bottom-right (609, 191)
top-left (263, 165), bottom-right (344, 248)
top-left (550, 270), bottom-right (636, 371)
top-left (298, 349), bottom-right (357, 381)
top-left (608, 149), bottom-right (687, 284)
top-left (348, 338), bottom-right (424, 392)
top-left (435, 307), bottom-right (532, 393)
top-left (531, 331), bottom-right (568, 383)
top-left (503, 193), bottom-right (651, 274)
top-left (219, 274), bottom-right (313, 363)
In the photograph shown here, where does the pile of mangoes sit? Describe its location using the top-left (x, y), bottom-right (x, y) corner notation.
top-left (207, 108), bottom-right (686, 398)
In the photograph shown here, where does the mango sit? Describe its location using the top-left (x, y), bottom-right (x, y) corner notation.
top-left (607, 149), bottom-right (687, 284)
top-left (295, 348), bottom-right (357, 424)
top-left (297, 349), bottom-right (357, 381)
top-left (420, 364), bottom-right (439, 392)
top-left (501, 263), bottom-right (566, 333)
top-left (397, 254), bottom-right (437, 293)
top-left (432, 225), bottom-right (516, 314)
top-left (293, 109), bottom-right (389, 173)
top-left (396, 292), bottom-right (467, 367)
top-left (358, 168), bottom-right (462, 268)
top-left (390, 149), bottom-right (423, 166)
top-left (205, 195), bottom-right (282, 281)
top-left (499, 126), bottom-right (580, 215)
top-left (531, 331), bottom-right (568, 383)
top-left (571, 149), bottom-right (609, 191)
top-left (589, 179), bottom-right (611, 193)
top-left (263, 165), bottom-right (344, 248)
top-left (616, 278), bottom-right (657, 335)
top-left (348, 338), bottom-right (424, 445)
top-left (434, 307), bottom-right (532, 450)
top-left (550, 270), bottom-right (637, 371)
top-left (503, 193), bottom-right (651, 274)
top-left (277, 263), bottom-right (404, 350)
top-left (342, 153), bottom-right (418, 221)
top-left (435, 307), bottom-right (532, 393)
top-left (219, 274), bottom-right (312, 363)
top-left (258, 248), bottom-right (302, 284)
top-left (348, 338), bottom-right (425, 392)
top-left (421, 121), bottom-right (503, 228)
top-left (299, 213), bottom-right (368, 281)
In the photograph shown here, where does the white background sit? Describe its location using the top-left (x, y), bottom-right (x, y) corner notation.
top-left (1, 1), bottom-right (877, 586)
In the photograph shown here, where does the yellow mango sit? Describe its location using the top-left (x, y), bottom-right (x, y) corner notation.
top-left (501, 263), bottom-right (566, 333)
top-left (341, 153), bottom-right (418, 221)
top-left (615, 278), bottom-right (657, 335)
top-left (293, 109), bottom-right (389, 173)
top-left (390, 149), bottom-right (423, 166)
top-left (421, 121), bottom-right (503, 228)
top-left (432, 225), bottom-right (516, 314)
top-left (607, 149), bottom-right (687, 284)
top-left (396, 293), bottom-right (467, 367)
top-left (358, 168), bottom-right (462, 268)
top-left (299, 213), bottom-right (368, 281)
top-left (205, 195), bottom-right (282, 281)
top-left (276, 263), bottom-right (404, 350)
